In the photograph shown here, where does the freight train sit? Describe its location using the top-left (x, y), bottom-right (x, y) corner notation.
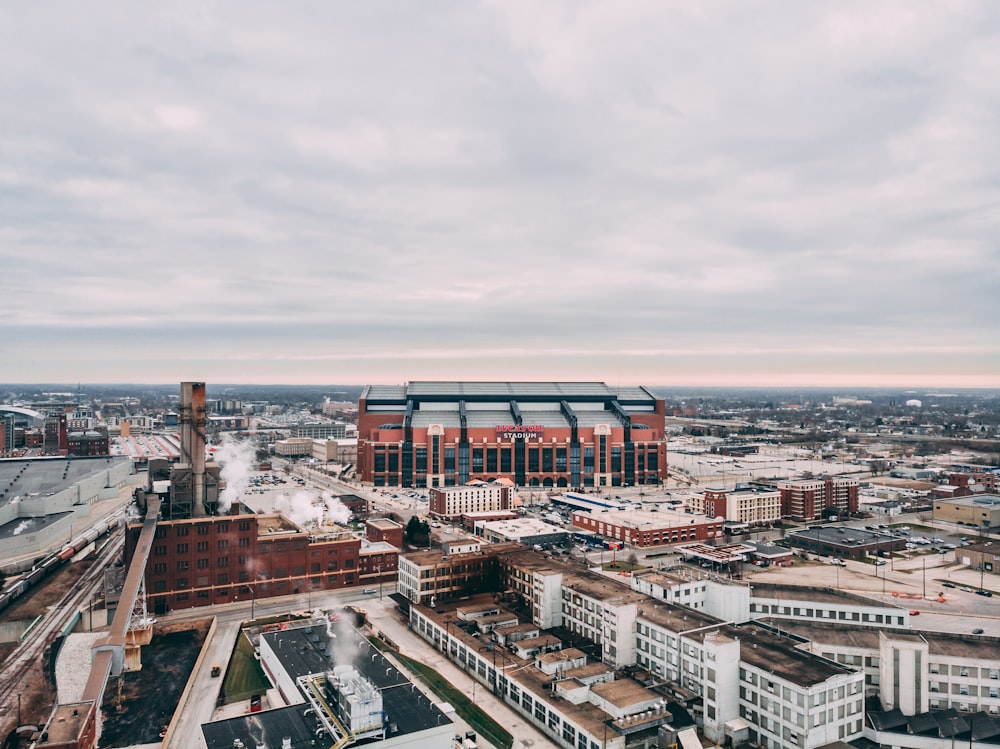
top-left (0, 510), bottom-right (124, 615)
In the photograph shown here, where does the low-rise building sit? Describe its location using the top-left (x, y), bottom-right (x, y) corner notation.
top-left (776, 621), bottom-right (1000, 718)
top-left (430, 480), bottom-right (511, 520)
top-left (933, 495), bottom-right (1000, 530)
top-left (786, 526), bottom-right (908, 560)
top-left (958, 541), bottom-right (1000, 576)
top-left (365, 518), bottom-right (403, 547)
top-left (571, 508), bottom-right (723, 548)
top-left (691, 486), bottom-right (782, 527)
top-left (475, 517), bottom-right (567, 547)
top-left (274, 437), bottom-right (313, 457)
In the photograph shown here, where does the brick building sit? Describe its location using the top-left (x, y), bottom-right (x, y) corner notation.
top-left (125, 511), bottom-right (396, 615)
top-left (66, 429), bottom-right (110, 457)
top-left (778, 476), bottom-right (859, 521)
top-left (358, 381), bottom-right (667, 489)
top-left (571, 508), bottom-right (723, 548)
top-left (365, 518), bottom-right (404, 547)
top-left (691, 486), bottom-right (782, 527)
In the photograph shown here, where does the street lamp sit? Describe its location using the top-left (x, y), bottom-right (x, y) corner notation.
top-left (242, 584), bottom-right (256, 621)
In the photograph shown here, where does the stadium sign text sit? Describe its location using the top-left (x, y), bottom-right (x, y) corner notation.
top-left (495, 424), bottom-right (544, 440)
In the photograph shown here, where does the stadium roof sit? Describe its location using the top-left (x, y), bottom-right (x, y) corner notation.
top-left (363, 381), bottom-right (658, 405)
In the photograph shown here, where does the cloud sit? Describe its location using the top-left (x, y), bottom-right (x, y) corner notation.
top-left (1, 2), bottom-right (998, 386)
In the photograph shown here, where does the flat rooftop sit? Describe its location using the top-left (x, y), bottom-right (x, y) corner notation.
top-left (750, 583), bottom-right (905, 609)
top-left (260, 621), bottom-right (451, 736)
top-left (770, 622), bottom-right (1000, 659)
top-left (0, 511), bottom-right (71, 540)
top-left (113, 433), bottom-right (181, 461)
top-left (415, 594), bottom-right (649, 739)
top-left (482, 518), bottom-right (566, 536)
top-left (203, 705), bottom-right (317, 749)
top-left (720, 623), bottom-right (857, 687)
top-left (637, 600), bottom-right (724, 633)
top-left (364, 381), bottom-right (657, 405)
top-left (0, 456), bottom-right (130, 512)
top-left (37, 702), bottom-right (94, 747)
top-left (575, 508), bottom-right (716, 528)
top-left (402, 541), bottom-right (521, 566)
top-left (787, 526), bottom-right (903, 547)
top-left (934, 494), bottom-right (1000, 508)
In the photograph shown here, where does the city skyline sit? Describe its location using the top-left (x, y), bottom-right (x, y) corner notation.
top-left (3, 3), bottom-right (998, 388)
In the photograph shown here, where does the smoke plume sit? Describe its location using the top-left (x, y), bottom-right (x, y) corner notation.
top-left (274, 490), bottom-right (353, 529)
top-left (215, 434), bottom-right (256, 513)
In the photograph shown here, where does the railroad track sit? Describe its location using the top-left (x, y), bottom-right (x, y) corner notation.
top-left (0, 533), bottom-right (124, 726)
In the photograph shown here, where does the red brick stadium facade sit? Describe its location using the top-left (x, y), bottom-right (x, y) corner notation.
top-left (358, 382), bottom-right (667, 489)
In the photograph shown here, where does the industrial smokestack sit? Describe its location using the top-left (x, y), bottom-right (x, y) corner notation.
top-left (180, 381), bottom-right (207, 516)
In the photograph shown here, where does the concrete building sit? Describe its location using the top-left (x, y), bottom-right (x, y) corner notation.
top-left (289, 422), bottom-right (350, 439)
top-left (0, 413), bottom-right (15, 455)
top-left (570, 507), bottom-right (724, 548)
top-left (358, 381), bottom-right (667, 489)
top-left (429, 480), bottom-right (512, 520)
top-left (475, 517), bottom-right (567, 547)
top-left (274, 437), bottom-right (314, 457)
top-left (396, 542), bottom-right (521, 605)
top-left (407, 548), bottom-right (867, 749)
top-left (691, 486), bottom-right (782, 527)
top-left (933, 495), bottom-right (1000, 530)
top-left (776, 621), bottom-right (1000, 719)
top-left (312, 437), bottom-right (358, 465)
top-left (0, 456), bottom-right (138, 567)
top-left (786, 526), bottom-right (908, 560)
top-left (778, 476), bottom-right (860, 521)
top-left (958, 541), bottom-right (1000, 577)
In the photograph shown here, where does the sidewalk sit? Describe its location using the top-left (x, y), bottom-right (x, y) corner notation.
top-left (363, 598), bottom-right (555, 749)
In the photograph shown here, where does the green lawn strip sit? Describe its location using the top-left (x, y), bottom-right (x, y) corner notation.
top-left (391, 650), bottom-right (513, 749)
top-left (601, 561), bottom-right (645, 572)
top-left (220, 630), bottom-right (271, 704)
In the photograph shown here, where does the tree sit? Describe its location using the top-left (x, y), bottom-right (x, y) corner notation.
top-left (405, 516), bottom-right (421, 543)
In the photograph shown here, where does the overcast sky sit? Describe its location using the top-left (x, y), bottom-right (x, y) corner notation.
top-left (2, 2), bottom-right (998, 388)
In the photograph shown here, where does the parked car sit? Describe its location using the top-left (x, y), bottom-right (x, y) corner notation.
top-left (942, 582), bottom-right (956, 588)
top-left (973, 628), bottom-right (985, 635)
top-left (976, 590), bottom-right (993, 597)
top-left (909, 610), bottom-right (920, 615)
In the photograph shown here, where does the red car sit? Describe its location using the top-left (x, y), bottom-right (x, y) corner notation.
top-left (909, 610), bottom-right (920, 615)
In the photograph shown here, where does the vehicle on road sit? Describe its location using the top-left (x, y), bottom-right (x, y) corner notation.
top-left (973, 628), bottom-right (985, 635)
top-left (942, 582), bottom-right (956, 588)
top-left (363, 588), bottom-right (377, 595)
top-left (976, 589), bottom-right (993, 597)
top-left (211, 664), bottom-right (221, 677)
top-left (909, 610), bottom-right (920, 615)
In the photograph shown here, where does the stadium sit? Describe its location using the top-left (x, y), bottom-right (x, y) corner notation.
top-left (358, 381), bottom-right (666, 489)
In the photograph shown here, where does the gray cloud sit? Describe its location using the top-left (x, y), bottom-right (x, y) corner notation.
top-left (1, 1), bottom-right (998, 386)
